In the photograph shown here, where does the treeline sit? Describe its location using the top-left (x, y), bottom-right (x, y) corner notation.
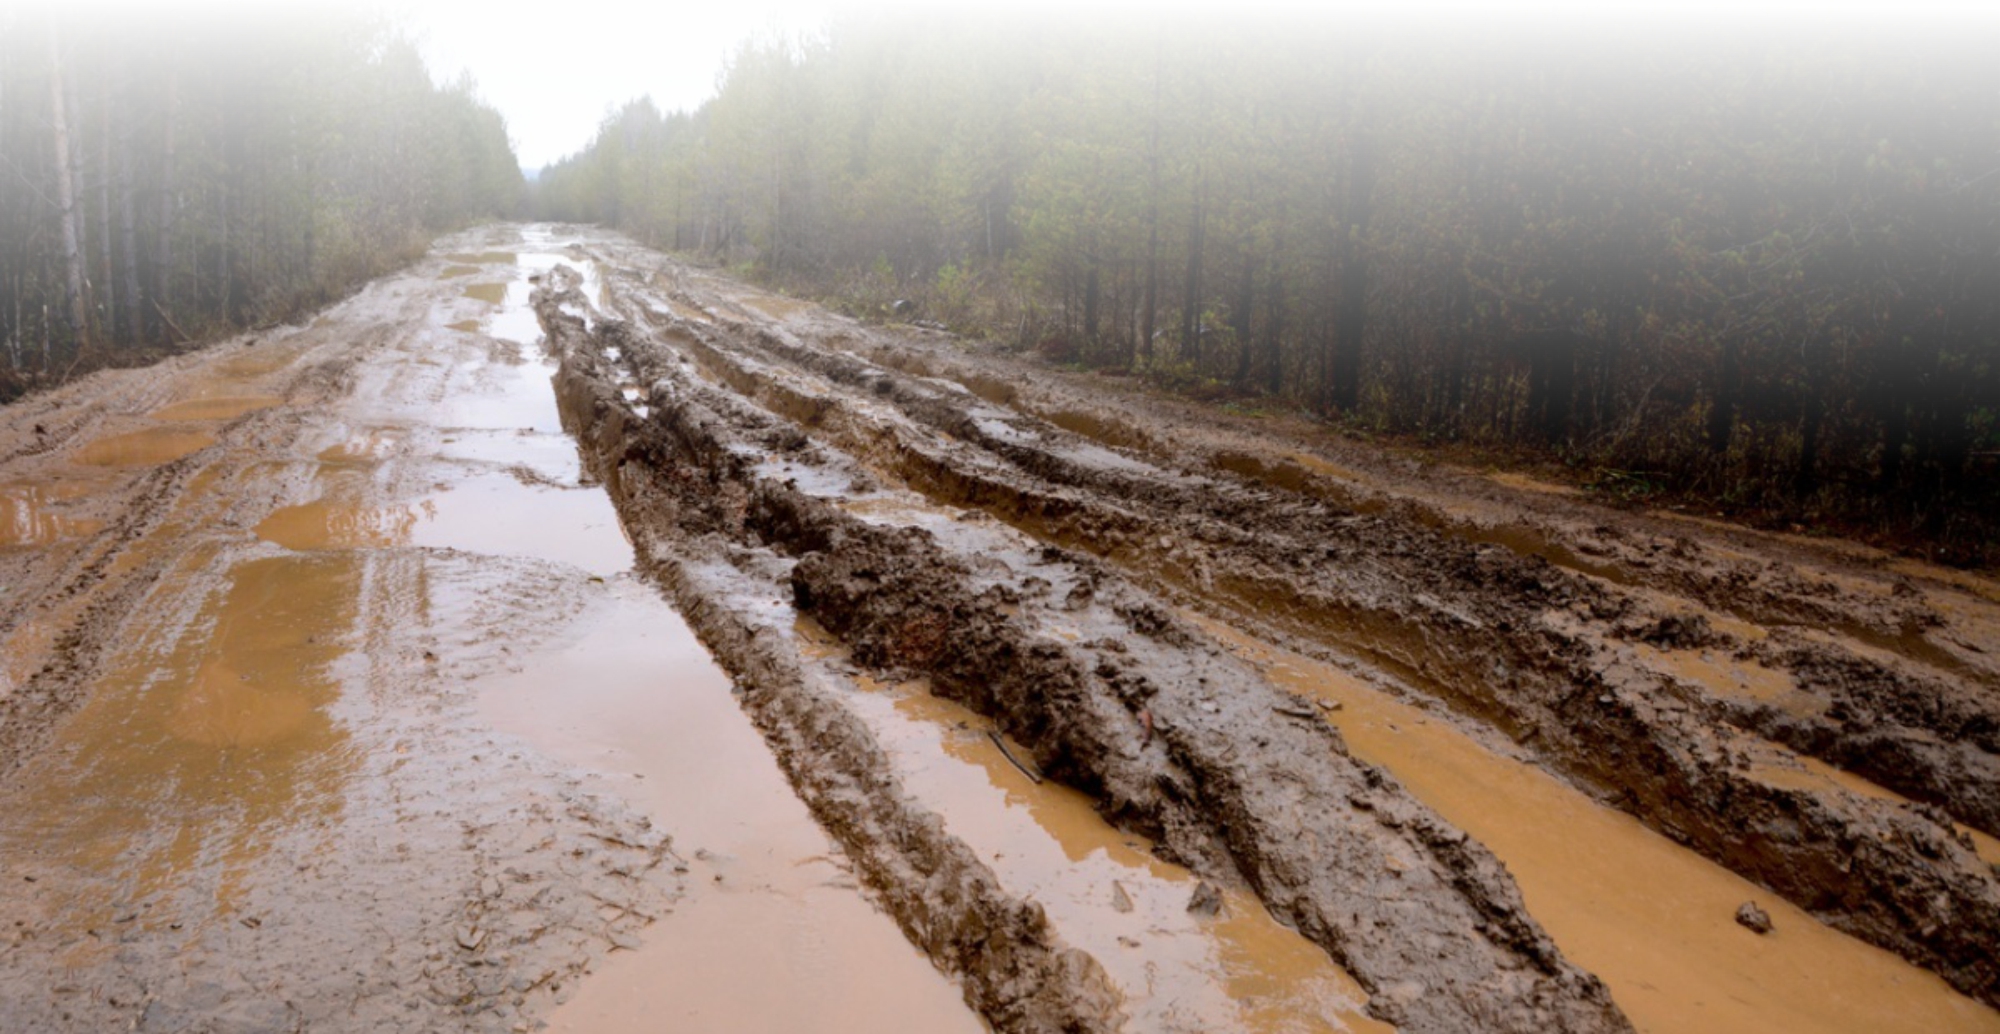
top-left (0, 9), bottom-right (522, 394)
top-left (536, 13), bottom-right (1999, 559)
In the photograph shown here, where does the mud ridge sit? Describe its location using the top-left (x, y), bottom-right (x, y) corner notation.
top-left (539, 289), bottom-right (1126, 1034)
top-left (539, 269), bottom-right (1636, 1033)
top-left (613, 265), bottom-right (2000, 1008)
top-left (719, 305), bottom-right (2000, 840)
top-left (846, 329), bottom-right (2000, 789)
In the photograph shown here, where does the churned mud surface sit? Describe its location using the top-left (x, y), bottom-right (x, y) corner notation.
top-left (537, 225), bottom-right (1997, 1032)
top-left (5, 224), bottom-right (1999, 1034)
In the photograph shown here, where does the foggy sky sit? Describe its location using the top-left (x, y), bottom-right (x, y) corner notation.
top-left (61, 0), bottom-right (1988, 175)
top-left (404, 1), bottom-right (834, 172)
top-left (402, 0), bottom-right (1989, 174)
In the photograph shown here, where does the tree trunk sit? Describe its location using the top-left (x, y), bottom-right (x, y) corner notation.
top-left (97, 76), bottom-right (117, 342)
top-left (1140, 56), bottom-right (1161, 367)
top-left (1264, 257), bottom-right (1285, 396)
top-left (1181, 166), bottom-right (1205, 364)
top-left (1707, 336), bottom-right (1739, 454)
top-left (118, 88), bottom-right (144, 344)
top-left (1231, 245), bottom-right (1255, 387)
top-left (1329, 131), bottom-right (1375, 412)
top-left (1083, 253), bottom-right (1101, 351)
top-left (154, 66), bottom-right (177, 339)
top-left (48, 23), bottom-right (90, 350)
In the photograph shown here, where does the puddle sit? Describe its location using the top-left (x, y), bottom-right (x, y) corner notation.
top-left (317, 427), bottom-right (404, 465)
top-left (0, 553), bottom-right (360, 935)
top-left (256, 499), bottom-right (420, 551)
top-left (0, 482), bottom-right (102, 547)
top-left (481, 584), bottom-right (981, 1034)
top-left (737, 291), bottom-right (812, 321)
top-left (799, 620), bottom-right (1386, 1033)
top-left (1748, 756), bottom-right (2000, 867)
top-left (463, 282), bottom-right (507, 305)
top-left (411, 471), bottom-right (631, 576)
top-left (211, 341), bottom-right (310, 381)
top-left (446, 319), bottom-right (481, 333)
top-left (73, 427), bottom-right (216, 466)
top-left (436, 357), bottom-right (563, 433)
top-left (440, 265), bottom-right (480, 278)
top-left (445, 251), bottom-right (517, 265)
top-left (1200, 618), bottom-right (2000, 1034)
top-left (148, 395), bottom-right (283, 422)
top-left (1627, 639), bottom-right (1824, 718)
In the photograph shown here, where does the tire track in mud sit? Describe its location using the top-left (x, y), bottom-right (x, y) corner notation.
top-left (0, 236), bottom-right (712, 1034)
top-left (540, 268), bottom-right (1633, 1032)
top-left (0, 330), bottom-right (361, 780)
top-left (846, 327), bottom-right (2000, 838)
top-left (566, 240), bottom-right (2000, 1019)
top-left (664, 271), bottom-right (2000, 1009)
top-left (541, 325), bottom-right (1127, 1030)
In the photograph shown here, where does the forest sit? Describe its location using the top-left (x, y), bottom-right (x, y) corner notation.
top-left (0, 8), bottom-right (522, 395)
top-left (534, 13), bottom-right (2000, 561)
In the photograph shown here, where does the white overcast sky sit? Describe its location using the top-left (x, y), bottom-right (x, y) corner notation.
top-left (400, 1), bottom-right (836, 171)
top-left (393, 0), bottom-right (1991, 173)
top-left (50, 0), bottom-right (1996, 174)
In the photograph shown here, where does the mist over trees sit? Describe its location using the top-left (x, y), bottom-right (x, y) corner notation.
top-left (0, 8), bottom-right (522, 392)
top-left (535, 12), bottom-right (1999, 557)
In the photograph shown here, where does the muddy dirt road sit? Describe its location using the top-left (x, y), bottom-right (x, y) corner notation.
top-left (2, 224), bottom-right (1998, 1033)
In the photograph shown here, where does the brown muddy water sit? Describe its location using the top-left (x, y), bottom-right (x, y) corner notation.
top-left (72, 426), bottom-right (215, 466)
top-left (0, 227), bottom-right (984, 1033)
top-left (1199, 618), bottom-right (2000, 1034)
top-left (800, 627), bottom-right (1389, 1034)
top-left (12, 224), bottom-right (1999, 1033)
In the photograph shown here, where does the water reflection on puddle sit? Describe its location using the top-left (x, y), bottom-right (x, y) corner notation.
top-left (0, 482), bottom-right (102, 547)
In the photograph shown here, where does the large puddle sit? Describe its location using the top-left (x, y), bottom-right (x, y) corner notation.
top-left (430, 229), bottom-right (981, 1031)
top-left (481, 585), bottom-right (979, 1033)
top-left (1200, 618), bottom-right (2000, 1034)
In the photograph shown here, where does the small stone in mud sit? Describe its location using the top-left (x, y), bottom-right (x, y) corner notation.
top-left (1735, 901), bottom-right (1774, 934)
top-left (1110, 881), bottom-right (1134, 914)
top-left (1187, 881), bottom-right (1225, 918)
top-left (456, 925), bottom-right (487, 951)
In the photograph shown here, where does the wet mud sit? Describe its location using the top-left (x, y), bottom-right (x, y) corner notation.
top-left (5, 223), bottom-right (1997, 1034)
top-left (536, 228), bottom-right (1999, 1031)
top-left (0, 227), bottom-right (980, 1034)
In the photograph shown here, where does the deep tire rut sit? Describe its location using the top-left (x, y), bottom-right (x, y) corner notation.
top-left (540, 267), bottom-right (1635, 1032)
